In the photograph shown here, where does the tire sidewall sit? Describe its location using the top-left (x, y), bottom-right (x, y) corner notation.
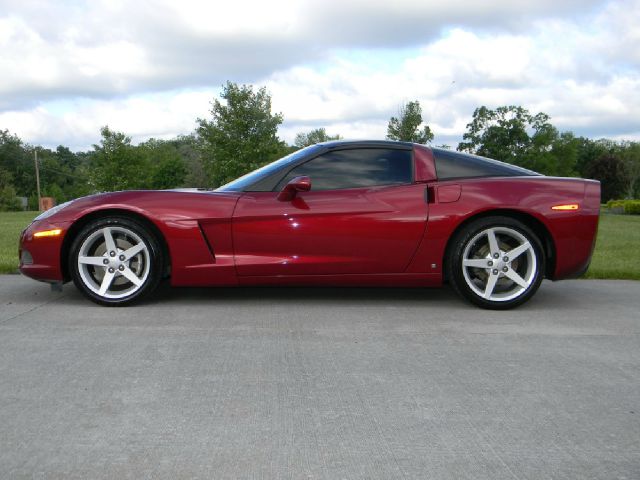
top-left (69, 216), bottom-right (163, 306)
top-left (448, 216), bottom-right (545, 310)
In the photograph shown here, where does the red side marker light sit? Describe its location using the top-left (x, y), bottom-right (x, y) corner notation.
top-left (551, 204), bottom-right (579, 211)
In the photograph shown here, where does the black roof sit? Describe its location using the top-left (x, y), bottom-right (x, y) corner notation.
top-left (317, 139), bottom-right (414, 150)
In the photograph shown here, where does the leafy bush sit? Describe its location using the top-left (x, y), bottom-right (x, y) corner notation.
top-left (0, 185), bottom-right (21, 211)
top-left (625, 201), bottom-right (640, 215)
top-left (606, 199), bottom-right (640, 214)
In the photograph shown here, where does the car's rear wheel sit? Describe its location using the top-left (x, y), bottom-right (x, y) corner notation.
top-left (69, 216), bottom-right (163, 306)
top-left (447, 216), bottom-right (545, 309)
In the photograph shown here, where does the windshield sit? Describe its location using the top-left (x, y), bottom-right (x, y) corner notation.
top-left (216, 145), bottom-right (322, 192)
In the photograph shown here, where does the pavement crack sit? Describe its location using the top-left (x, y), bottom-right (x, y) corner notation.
top-left (0, 293), bottom-right (67, 325)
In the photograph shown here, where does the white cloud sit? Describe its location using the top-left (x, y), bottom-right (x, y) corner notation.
top-left (268, 5), bottom-right (640, 145)
top-left (0, 0), bottom-right (639, 149)
top-left (0, 90), bottom-right (216, 150)
top-left (0, 0), bottom-right (605, 105)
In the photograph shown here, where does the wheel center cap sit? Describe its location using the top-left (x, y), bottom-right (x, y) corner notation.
top-left (107, 257), bottom-right (125, 269)
top-left (494, 252), bottom-right (509, 270)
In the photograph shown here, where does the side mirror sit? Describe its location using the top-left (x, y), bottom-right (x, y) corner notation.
top-left (278, 176), bottom-right (311, 201)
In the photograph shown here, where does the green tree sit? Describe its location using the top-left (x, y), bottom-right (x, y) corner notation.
top-left (68, 150), bottom-right (94, 199)
top-left (33, 146), bottom-right (88, 203)
top-left (0, 130), bottom-right (33, 197)
top-left (457, 105), bottom-right (584, 176)
top-left (458, 106), bottom-right (555, 169)
top-left (90, 126), bottom-right (150, 191)
top-left (585, 154), bottom-right (627, 201)
top-left (43, 182), bottom-right (65, 204)
top-left (174, 135), bottom-right (208, 188)
top-left (386, 101), bottom-right (434, 144)
top-left (575, 137), bottom-right (610, 177)
top-left (294, 128), bottom-right (341, 148)
top-left (139, 138), bottom-right (187, 189)
top-left (545, 131), bottom-right (579, 177)
top-left (54, 146), bottom-right (92, 200)
top-left (0, 167), bottom-right (20, 211)
top-left (620, 142), bottom-right (640, 198)
top-left (197, 82), bottom-right (284, 186)
top-left (0, 187), bottom-right (20, 211)
top-left (575, 139), bottom-right (640, 198)
top-left (0, 167), bottom-right (13, 189)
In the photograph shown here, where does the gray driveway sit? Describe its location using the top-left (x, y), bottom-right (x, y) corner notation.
top-left (0, 275), bottom-right (639, 479)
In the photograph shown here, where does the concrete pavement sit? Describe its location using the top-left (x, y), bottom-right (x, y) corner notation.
top-left (0, 275), bottom-right (639, 479)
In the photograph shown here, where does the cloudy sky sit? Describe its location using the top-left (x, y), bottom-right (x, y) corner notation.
top-left (1, 0), bottom-right (639, 151)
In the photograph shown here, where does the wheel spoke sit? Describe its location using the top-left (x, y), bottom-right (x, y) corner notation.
top-left (79, 256), bottom-right (107, 266)
top-left (98, 270), bottom-right (116, 296)
top-left (120, 266), bottom-right (143, 287)
top-left (506, 242), bottom-right (532, 261)
top-left (103, 228), bottom-right (117, 253)
top-left (483, 273), bottom-right (499, 299)
top-left (463, 258), bottom-right (490, 268)
top-left (504, 269), bottom-right (528, 288)
top-left (122, 243), bottom-right (145, 260)
top-left (487, 228), bottom-right (500, 256)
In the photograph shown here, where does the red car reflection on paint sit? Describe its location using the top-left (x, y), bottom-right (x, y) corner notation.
top-left (19, 141), bottom-right (600, 309)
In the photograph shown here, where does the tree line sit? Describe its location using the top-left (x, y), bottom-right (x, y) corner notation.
top-left (1, 81), bottom-right (639, 211)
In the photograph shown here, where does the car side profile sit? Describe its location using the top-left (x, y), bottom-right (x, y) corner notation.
top-left (19, 140), bottom-right (600, 309)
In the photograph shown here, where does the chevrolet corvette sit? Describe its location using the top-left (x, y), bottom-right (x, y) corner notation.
top-left (19, 140), bottom-right (600, 309)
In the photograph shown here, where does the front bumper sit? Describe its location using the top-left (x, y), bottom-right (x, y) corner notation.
top-left (19, 220), bottom-right (70, 283)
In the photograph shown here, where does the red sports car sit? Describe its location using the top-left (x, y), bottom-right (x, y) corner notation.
top-left (19, 141), bottom-right (600, 309)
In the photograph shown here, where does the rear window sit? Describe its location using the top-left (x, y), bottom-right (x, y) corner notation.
top-left (433, 148), bottom-right (540, 180)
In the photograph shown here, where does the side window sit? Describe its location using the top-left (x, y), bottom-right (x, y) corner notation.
top-left (433, 149), bottom-right (538, 180)
top-left (275, 148), bottom-right (413, 191)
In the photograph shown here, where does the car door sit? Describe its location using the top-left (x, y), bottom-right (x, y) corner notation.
top-left (232, 147), bottom-right (429, 276)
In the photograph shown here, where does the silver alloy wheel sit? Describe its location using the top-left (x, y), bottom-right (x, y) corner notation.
top-left (77, 226), bottom-right (151, 300)
top-left (461, 226), bottom-right (537, 302)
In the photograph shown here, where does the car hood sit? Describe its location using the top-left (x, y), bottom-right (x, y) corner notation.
top-left (45, 189), bottom-right (242, 224)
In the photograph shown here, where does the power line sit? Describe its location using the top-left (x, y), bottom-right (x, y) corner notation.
top-left (37, 165), bottom-right (88, 180)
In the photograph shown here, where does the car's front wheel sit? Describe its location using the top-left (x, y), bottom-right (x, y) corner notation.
top-left (447, 216), bottom-right (545, 309)
top-left (69, 216), bottom-right (163, 306)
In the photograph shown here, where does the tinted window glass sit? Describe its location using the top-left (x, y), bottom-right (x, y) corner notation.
top-left (276, 148), bottom-right (412, 191)
top-left (217, 144), bottom-right (322, 191)
top-left (433, 148), bottom-right (540, 180)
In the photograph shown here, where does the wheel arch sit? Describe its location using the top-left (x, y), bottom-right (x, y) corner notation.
top-left (61, 208), bottom-right (171, 282)
top-left (442, 209), bottom-right (556, 282)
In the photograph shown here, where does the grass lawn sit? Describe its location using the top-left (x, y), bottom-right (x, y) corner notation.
top-left (583, 213), bottom-right (640, 280)
top-left (0, 211), bottom-right (38, 274)
top-left (0, 210), bottom-right (639, 279)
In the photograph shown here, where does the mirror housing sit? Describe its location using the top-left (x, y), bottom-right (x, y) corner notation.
top-left (278, 176), bottom-right (311, 201)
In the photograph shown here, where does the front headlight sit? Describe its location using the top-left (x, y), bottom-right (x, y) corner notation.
top-left (33, 200), bottom-right (75, 221)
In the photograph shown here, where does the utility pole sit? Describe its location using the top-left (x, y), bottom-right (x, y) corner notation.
top-left (34, 148), bottom-right (41, 211)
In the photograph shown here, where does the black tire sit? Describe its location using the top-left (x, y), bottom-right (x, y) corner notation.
top-left (447, 216), bottom-right (545, 310)
top-left (69, 216), bottom-right (164, 306)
